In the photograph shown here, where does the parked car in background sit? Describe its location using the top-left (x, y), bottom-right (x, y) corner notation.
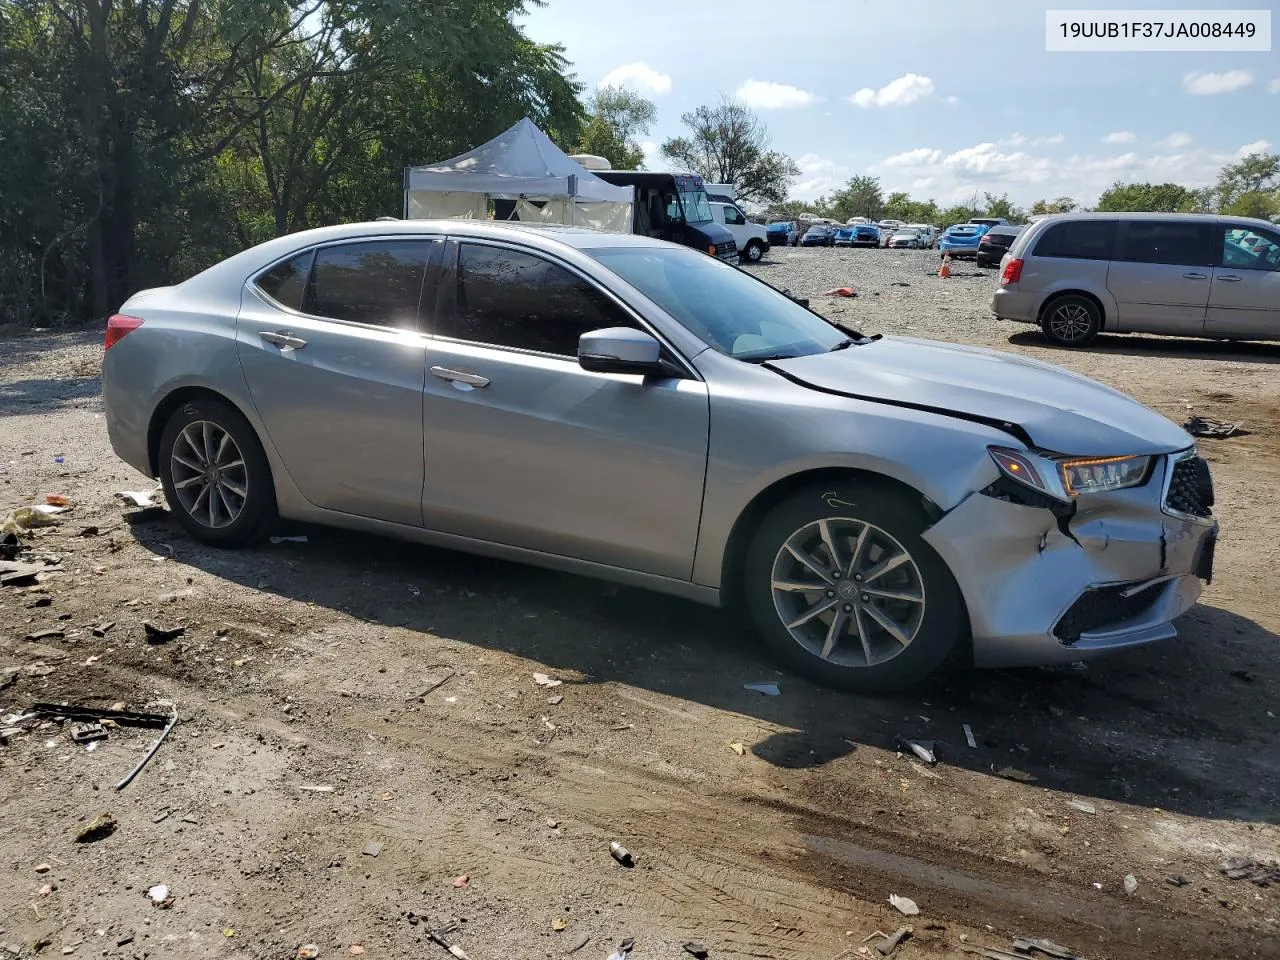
top-left (888, 228), bottom-right (926, 249)
top-left (878, 219), bottom-right (904, 247)
top-left (938, 223), bottom-right (991, 259)
top-left (767, 220), bottom-right (798, 247)
top-left (969, 217), bottom-right (1010, 228)
top-left (976, 224), bottom-right (1024, 267)
top-left (708, 201), bottom-right (770, 263)
top-left (835, 223), bottom-right (880, 247)
top-left (908, 224), bottom-right (937, 248)
top-left (801, 224), bottom-right (836, 247)
top-left (991, 212), bottom-right (1280, 347)
top-left (833, 226), bottom-right (857, 247)
top-left (102, 218), bottom-right (1217, 693)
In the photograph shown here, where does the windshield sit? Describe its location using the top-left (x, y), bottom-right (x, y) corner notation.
top-left (678, 187), bottom-right (712, 224)
top-left (589, 245), bottom-right (849, 361)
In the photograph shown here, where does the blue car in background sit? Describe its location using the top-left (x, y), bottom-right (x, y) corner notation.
top-left (767, 221), bottom-right (797, 247)
top-left (800, 224), bottom-right (836, 247)
top-left (938, 222), bottom-right (991, 259)
top-left (834, 223), bottom-right (880, 247)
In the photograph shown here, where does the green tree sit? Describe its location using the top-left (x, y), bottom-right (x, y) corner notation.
top-left (982, 192), bottom-right (1026, 224)
top-left (1095, 181), bottom-right (1195, 212)
top-left (1030, 197), bottom-right (1078, 216)
top-left (883, 192), bottom-right (940, 224)
top-left (825, 176), bottom-right (885, 222)
top-left (1224, 191), bottom-right (1279, 220)
top-left (574, 86), bottom-right (655, 170)
top-left (660, 98), bottom-right (800, 206)
top-left (1214, 152), bottom-right (1280, 213)
top-left (765, 200), bottom-right (818, 219)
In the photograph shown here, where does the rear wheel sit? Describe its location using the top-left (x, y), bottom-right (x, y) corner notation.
top-left (743, 482), bottom-right (965, 692)
top-left (159, 397), bottom-right (277, 546)
top-left (1040, 294), bottom-right (1101, 347)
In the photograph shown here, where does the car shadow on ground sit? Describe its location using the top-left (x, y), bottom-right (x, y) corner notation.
top-left (132, 518), bottom-right (1280, 825)
top-left (1007, 330), bottom-right (1280, 364)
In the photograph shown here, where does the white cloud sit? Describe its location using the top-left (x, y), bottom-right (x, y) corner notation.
top-left (638, 140), bottom-right (663, 170)
top-left (790, 153), bottom-right (850, 201)
top-left (1268, 78), bottom-right (1280, 93)
top-left (599, 61), bottom-right (672, 95)
top-left (944, 96), bottom-right (960, 106)
top-left (1238, 139), bottom-right (1273, 157)
top-left (1159, 132), bottom-right (1193, 149)
top-left (881, 147), bottom-right (945, 167)
top-left (1000, 132), bottom-right (1062, 149)
top-left (942, 143), bottom-right (1053, 183)
top-left (735, 79), bottom-right (818, 110)
top-left (1103, 131), bottom-right (1136, 144)
top-left (1183, 70), bottom-right (1254, 95)
top-left (849, 73), bottom-right (935, 108)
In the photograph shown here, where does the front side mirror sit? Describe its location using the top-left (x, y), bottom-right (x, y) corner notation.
top-left (578, 327), bottom-right (667, 376)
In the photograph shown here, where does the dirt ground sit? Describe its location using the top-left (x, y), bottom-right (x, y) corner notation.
top-left (2, 249), bottom-right (1278, 960)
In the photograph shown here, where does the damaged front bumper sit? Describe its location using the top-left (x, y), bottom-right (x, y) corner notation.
top-left (922, 450), bottom-right (1218, 668)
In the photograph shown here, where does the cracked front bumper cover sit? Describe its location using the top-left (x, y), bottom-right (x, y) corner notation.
top-left (922, 480), bottom-right (1217, 668)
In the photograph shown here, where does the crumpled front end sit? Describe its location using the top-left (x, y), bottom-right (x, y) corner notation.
top-left (923, 448), bottom-right (1218, 667)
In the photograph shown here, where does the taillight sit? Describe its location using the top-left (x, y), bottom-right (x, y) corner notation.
top-left (105, 313), bottom-right (143, 350)
top-left (1000, 258), bottom-right (1023, 286)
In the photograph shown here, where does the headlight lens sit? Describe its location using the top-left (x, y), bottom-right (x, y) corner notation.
top-left (989, 448), bottom-right (1152, 499)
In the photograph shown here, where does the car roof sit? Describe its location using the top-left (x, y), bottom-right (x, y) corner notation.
top-left (986, 224), bottom-right (1024, 235)
top-left (1025, 212), bottom-right (1278, 228)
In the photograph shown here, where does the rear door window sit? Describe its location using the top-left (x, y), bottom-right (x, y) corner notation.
top-left (302, 240), bottom-right (436, 330)
top-left (1220, 227), bottom-right (1280, 271)
top-left (1114, 221), bottom-right (1212, 267)
top-left (1032, 220), bottom-right (1117, 260)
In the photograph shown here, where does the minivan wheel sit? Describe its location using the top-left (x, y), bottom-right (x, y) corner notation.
top-left (158, 397), bottom-right (277, 546)
top-left (743, 483), bottom-right (965, 692)
top-left (1041, 295), bottom-right (1101, 347)
top-left (740, 240), bottom-right (765, 263)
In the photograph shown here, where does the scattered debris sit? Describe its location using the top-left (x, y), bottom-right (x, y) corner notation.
top-left (35, 863), bottom-right (51, 874)
top-left (822, 286), bottom-right (857, 297)
top-left (38, 884), bottom-right (53, 896)
top-left (45, 494), bottom-right (72, 507)
top-left (994, 766), bottom-right (1037, 783)
top-left (92, 621), bottom-right (115, 638)
top-left (76, 526), bottom-right (99, 538)
top-left (874, 927), bottom-right (911, 956)
top-left (888, 894), bottom-right (919, 916)
top-left (533, 672), bottom-right (562, 688)
top-left (1183, 416), bottom-right (1239, 438)
top-left (24, 627), bottom-right (65, 642)
top-left (428, 925), bottom-right (470, 960)
top-left (143, 621), bottom-right (185, 644)
top-left (117, 490), bottom-right (159, 508)
top-left (361, 841), bottom-right (384, 858)
top-left (1010, 937), bottom-right (1082, 959)
top-left (452, 875), bottom-right (469, 888)
top-left (406, 670), bottom-right (455, 701)
top-left (963, 724), bottom-right (977, 749)
top-left (909, 761), bottom-right (941, 780)
top-left (2, 507), bottom-right (62, 535)
top-left (74, 812), bottom-right (118, 843)
top-left (270, 535), bottom-right (309, 544)
top-left (299, 784), bottom-right (335, 793)
top-left (349, 946), bottom-right (365, 956)
top-left (71, 723), bottom-right (108, 744)
top-left (298, 946), bottom-right (320, 959)
top-left (729, 742), bottom-right (746, 756)
top-left (682, 942), bottom-right (708, 959)
top-left (743, 682), bottom-right (780, 696)
top-left (564, 932), bottom-right (590, 954)
top-left (897, 737), bottom-right (936, 765)
top-left (1067, 800), bottom-right (1096, 815)
top-left (147, 885), bottom-right (171, 907)
top-left (552, 918), bottom-right (567, 931)
top-left (610, 841), bottom-right (635, 867)
top-left (1166, 875), bottom-right (1189, 887)
top-left (1123, 874), bottom-right (1138, 895)
top-left (0, 531), bottom-right (20, 559)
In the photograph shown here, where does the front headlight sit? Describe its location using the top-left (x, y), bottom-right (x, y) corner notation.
top-left (989, 447), bottom-right (1152, 499)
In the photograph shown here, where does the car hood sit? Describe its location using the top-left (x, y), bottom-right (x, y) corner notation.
top-left (767, 337), bottom-right (1192, 455)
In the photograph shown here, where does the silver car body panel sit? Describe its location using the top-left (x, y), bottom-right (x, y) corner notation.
top-left (104, 219), bottom-right (1218, 669)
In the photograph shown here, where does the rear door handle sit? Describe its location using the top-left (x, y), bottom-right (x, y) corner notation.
top-left (431, 366), bottom-right (489, 388)
top-left (260, 330), bottom-right (308, 349)
top-left (1182, 272), bottom-right (1208, 280)
top-left (1216, 275), bottom-right (1242, 282)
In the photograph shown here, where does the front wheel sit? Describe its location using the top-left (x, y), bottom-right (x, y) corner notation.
top-left (1040, 294), bottom-right (1101, 348)
top-left (158, 397), bottom-right (277, 546)
top-left (740, 240), bottom-right (765, 263)
top-left (743, 482), bottom-right (965, 692)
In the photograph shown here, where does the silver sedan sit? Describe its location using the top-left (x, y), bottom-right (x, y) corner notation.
top-left (102, 221), bottom-right (1218, 691)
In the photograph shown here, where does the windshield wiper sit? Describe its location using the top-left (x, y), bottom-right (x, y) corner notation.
top-left (828, 333), bottom-right (882, 351)
top-left (741, 353), bottom-right (800, 364)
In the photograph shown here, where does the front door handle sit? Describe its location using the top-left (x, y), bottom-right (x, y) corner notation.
top-left (431, 366), bottom-right (490, 388)
top-left (1216, 275), bottom-right (1242, 282)
top-left (1182, 272), bottom-right (1208, 280)
top-left (260, 330), bottom-right (308, 349)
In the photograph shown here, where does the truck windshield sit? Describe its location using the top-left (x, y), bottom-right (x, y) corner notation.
top-left (678, 186), bottom-right (712, 224)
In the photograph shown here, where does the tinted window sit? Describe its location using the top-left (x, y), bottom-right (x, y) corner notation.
top-left (723, 206), bottom-right (745, 225)
top-left (1032, 220), bottom-right (1116, 260)
top-left (1114, 221), bottom-right (1211, 266)
top-left (255, 251), bottom-right (313, 310)
top-left (302, 241), bottom-right (433, 329)
top-left (453, 244), bottom-right (634, 356)
top-left (1222, 227), bottom-right (1280, 271)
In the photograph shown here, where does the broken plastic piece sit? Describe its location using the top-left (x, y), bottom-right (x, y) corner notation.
top-left (743, 682), bottom-right (780, 696)
top-left (897, 737), bottom-right (936, 765)
top-left (888, 893), bottom-right (919, 916)
top-left (875, 927), bottom-right (911, 956)
top-left (609, 841), bottom-right (634, 867)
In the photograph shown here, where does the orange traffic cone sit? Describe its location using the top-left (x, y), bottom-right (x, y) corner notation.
top-left (938, 255), bottom-right (951, 279)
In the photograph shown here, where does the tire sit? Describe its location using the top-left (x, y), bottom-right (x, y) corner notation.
top-left (742, 481), bottom-right (965, 692)
top-left (1040, 294), bottom-right (1101, 348)
top-left (158, 396), bottom-right (277, 546)
top-left (740, 240), bottom-right (765, 263)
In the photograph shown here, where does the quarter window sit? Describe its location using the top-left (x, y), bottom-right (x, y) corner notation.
top-left (1221, 227), bottom-right (1280, 271)
top-left (1114, 221), bottom-right (1212, 267)
top-left (302, 240), bottom-right (435, 329)
top-left (1032, 220), bottom-right (1116, 260)
top-left (255, 251), bottom-right (313, 311)
top-left (452, 244), bottom-right (634, 356)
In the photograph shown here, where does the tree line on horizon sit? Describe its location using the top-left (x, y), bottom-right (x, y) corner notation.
top-left (1, 0), bottom-right (1276, 328)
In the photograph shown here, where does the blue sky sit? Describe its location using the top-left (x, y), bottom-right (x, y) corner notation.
top-left (522, 0), bottom-right (1277, 205)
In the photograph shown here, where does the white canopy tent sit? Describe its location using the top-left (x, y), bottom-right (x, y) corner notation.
top-left (403, 118), bottom-right (634, 232)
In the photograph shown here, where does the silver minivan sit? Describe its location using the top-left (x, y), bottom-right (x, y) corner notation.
top-left (990, 213), bottom-right (1280, 347)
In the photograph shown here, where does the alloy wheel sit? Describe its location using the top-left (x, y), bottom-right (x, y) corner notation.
top-left (770, 517), bottom-right (926, 668)
top-left (169, 420), bottom-right (249, 529)
top-left (1048, 303), bottom-right (1094, 343)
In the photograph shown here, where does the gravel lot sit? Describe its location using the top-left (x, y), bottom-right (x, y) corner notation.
top-left (2, 246), bottom-right (1278, 960)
